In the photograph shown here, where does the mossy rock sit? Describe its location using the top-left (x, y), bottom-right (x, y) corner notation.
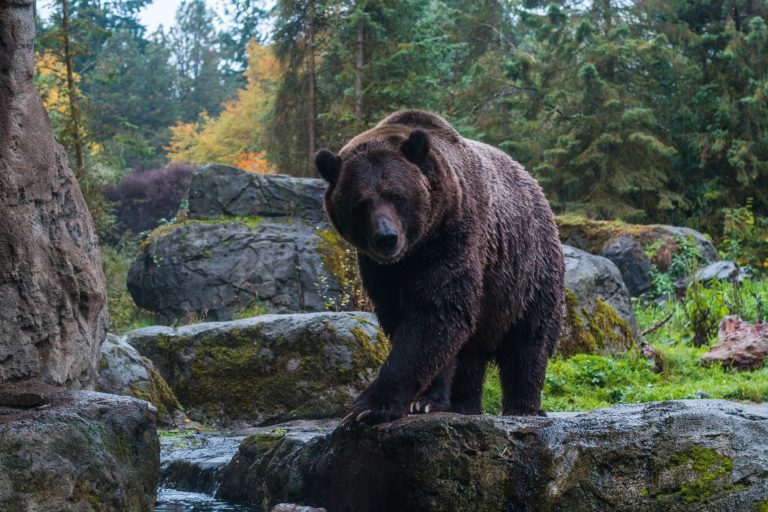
top-left (126, 312), bottom-right (389, 426)
top-left (558, 245), bottom-right (639, 357)
top-left (97, 334), bottom-right (180, 425)
top-left (556, 215), bottom-right (718, 262)
top-left (0, 391), bottom-right (159, 512)
top-left (558, 290), bottom-right (634, 357)
top-left (215, 400), bottom-right (768, 511)
top-left (557, 215), bottom-right (719, 296)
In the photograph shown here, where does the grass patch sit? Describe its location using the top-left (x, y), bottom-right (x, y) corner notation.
top-left (483, 277), bottom-right (768, 414)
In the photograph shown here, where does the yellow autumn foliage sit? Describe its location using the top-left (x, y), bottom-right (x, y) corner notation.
top-left (34, 52), bottom-right (90, 141)
top-left (167, 42), bottom-right (279, 174)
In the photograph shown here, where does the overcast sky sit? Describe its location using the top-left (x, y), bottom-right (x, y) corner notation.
top-left (37, 0), bottom-right (232, 33)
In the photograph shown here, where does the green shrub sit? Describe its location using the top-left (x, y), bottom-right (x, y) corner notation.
top-left (101, 241), bottom-right (155, 334)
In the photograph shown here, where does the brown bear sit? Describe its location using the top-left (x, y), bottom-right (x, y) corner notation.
top-left (315, 110), bottom-right (564, 425)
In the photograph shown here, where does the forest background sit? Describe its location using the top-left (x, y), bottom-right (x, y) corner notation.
top-left (33, 0), bottom-right (768, 412)
top-left (36, 0), bottom-right (768, 239)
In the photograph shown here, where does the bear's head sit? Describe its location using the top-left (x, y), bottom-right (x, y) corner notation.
top-left (315, 128), bottom-right (434, 265)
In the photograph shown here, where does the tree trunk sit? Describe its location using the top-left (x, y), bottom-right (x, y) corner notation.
top-left (60, 0), bottom-right (85, 175)
top-left (307, 8), bottom-right (317, 176)
top-left (354, 19), bottom-right (364, 124)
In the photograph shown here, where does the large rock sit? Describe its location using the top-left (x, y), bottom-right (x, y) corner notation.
top-left (0, 0), bottom-right (107, 388)
top-left (0, 390), bottom-right (160, 511)
top-left (126, 312), bottom-right (389, 426)
top-left (97, 334), bottom-right (179, 425)
top-left (128, 219), bottom-right (342, 321)
top-left (127, 167), bottom-right (347, 323)
top-left (216, 400), bottom-right (768, 511)
top-left (558, 245), bottom-right (639, 357)
top-left (188, 164), bottom-right (327, 224)
top-left (558, 216), bottom-right (719, 296)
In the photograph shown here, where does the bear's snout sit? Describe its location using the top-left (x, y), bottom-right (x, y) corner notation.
top-left (374, 225), bottom-right (398, 253)
top-left (370, 209), bottom-right (402, 259)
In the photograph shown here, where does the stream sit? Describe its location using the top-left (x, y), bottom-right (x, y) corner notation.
top-left (153, 420), bottom-right (335, 511)
top-left (153, 430), bottom-right (247, 511)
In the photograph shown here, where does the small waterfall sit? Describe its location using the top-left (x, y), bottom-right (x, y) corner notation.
top-left (155, 430), bottom-right (246, 511)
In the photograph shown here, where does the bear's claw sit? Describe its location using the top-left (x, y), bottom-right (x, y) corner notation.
top-left (409, 398), bottom-right (448, 415)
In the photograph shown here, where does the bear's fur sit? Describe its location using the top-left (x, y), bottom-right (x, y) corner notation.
top-left (316, 110), bottom-right (564, 424)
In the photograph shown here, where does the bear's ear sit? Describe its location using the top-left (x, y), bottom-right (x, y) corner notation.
top-left (315, 149), bottom-right (341, 184)
top-left (400, 129), bottom-right (431, 165)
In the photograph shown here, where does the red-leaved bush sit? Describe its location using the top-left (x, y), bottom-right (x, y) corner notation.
top-left (106, 163), bottom-right (194, 234)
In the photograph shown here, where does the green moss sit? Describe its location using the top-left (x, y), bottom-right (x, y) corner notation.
top-left (233, 301), bottom-right (271, 320)
top-left (558, 289), bottom-right (598, 357)
top-left (128, 360), bottom-right (180, 424)
top-left (557, 290), bottom-right (633, 358)
top-left (316, 228), bottom-right (372, 311)
top-left (556, 214), bottom-right (659, 254)
top-left (241, 432), bottom-right (286, 454)
top-left (668, 446), bottom-right (734, 503)
top-left (586, 300), bottom-right (634, 353)
top-left (753, 500), bottom-right (768, 512)
top-left (351, 325), bottom-right (391, 367)
top-left (139, 216), bottom-right (265, 250)
top-left (71, 480), bottom-right (104, 507)
top-left (175, 318), bottom-right (387, 422)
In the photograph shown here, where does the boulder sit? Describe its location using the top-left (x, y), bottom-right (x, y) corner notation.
top-left (96, 334), bottom-right (179, 425)
top-left (0, 390), bottom-right (159, 511)
top-left (701, 316), bottom-right (768, 370)
top-left (216, 400), bottom-right (768, 512)
top-left (691, 260), bottom-right (740, 284)
top-left (0, 0), bottom-right (107, 388)
top-left (126, 312), bottom-right (389, 426)
top-left (600, 236), bottom-right (653, 295)
top-left (128, 219), bottom-right (343, 322)
top-left (557, 216), bottom-right (719, 296)
top-left (559, 245), bottom-right (639, 357)
top-left (188, 164), bottom-right (327, 224)
top-left (127, 167), bottom-right (352, 323)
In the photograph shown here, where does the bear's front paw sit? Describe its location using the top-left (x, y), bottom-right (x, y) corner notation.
top-left (409, 395), bottom-right (450, 415)
top-left (342, 396), bottom-right (408, 426)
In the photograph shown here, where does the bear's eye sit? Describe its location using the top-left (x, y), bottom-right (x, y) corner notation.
top-left (384, 192), bottom-right (405, 204)
top-left (353, 198), bottom-right (370, 212)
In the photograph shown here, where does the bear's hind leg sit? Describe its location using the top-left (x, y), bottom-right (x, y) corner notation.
top-left (448, 349), bottom-right (489, 415)
top-left (410, 360), bottom-right (455, 414)
top-left (496, 313), bottom-right (559, 416)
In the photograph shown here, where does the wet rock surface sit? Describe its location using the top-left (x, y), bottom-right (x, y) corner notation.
top-left (559, 245), bottom-right (640, 356)
top-left (160, 431), bottom-right (246, 496)
top-left (213, 400), bottom-right (768, 512)
top-left (0, 390), bottom-right (160, 511)
top-left (127, 313), bottom-right (389, 426)
top-left (675, 260), bottom-right (745, 292)
top-left (0, 0), bottom-right (107, 388)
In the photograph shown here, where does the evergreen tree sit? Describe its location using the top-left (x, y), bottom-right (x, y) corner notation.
top-left (169, 0), bottom-right (238, 121)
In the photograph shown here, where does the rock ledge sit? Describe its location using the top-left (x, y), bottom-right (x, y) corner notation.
top-left (216, 400), bottom-right (768, 512)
